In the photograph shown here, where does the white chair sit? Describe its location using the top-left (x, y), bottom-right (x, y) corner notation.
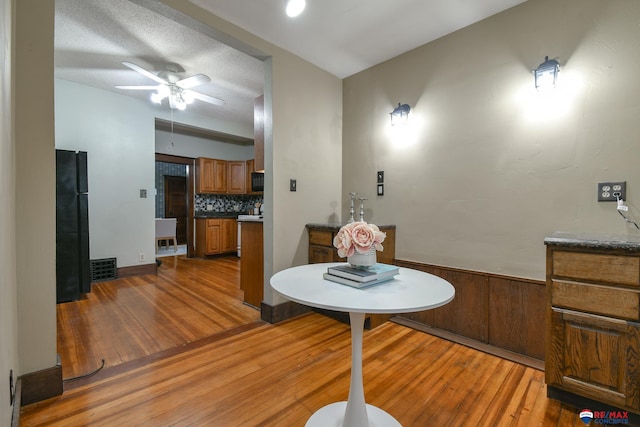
top-left (155, 218), bottom-right (177, 253)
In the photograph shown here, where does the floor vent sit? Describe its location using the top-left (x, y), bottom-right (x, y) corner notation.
top-left (90, 258), bottom-right (117, 282)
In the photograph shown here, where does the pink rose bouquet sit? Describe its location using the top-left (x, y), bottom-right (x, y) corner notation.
top-left (333, 221), bottom-right (386, 258)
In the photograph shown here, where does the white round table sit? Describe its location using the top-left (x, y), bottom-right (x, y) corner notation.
top-left (270, 263), bottom-right (455, 427)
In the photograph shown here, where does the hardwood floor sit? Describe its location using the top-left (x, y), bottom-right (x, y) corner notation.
top-left (56, 255), bottom-right (260, 380)
top-left (21, 256), bottom-right (583, 426)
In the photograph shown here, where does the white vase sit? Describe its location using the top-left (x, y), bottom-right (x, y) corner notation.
top-left (348, 248), bottom-right (377, 268)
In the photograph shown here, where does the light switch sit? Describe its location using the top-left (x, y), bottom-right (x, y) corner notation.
top-left (290, 179), bottom-right (297, 192)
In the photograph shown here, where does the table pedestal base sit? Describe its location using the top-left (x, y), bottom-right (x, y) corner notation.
top-left (305, 402), bottom-right (401, 427)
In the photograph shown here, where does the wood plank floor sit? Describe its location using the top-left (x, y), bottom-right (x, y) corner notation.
top-left (21, 256), bottom-right (584, 426)
top-left (56, 255), bottom-right (260, 379)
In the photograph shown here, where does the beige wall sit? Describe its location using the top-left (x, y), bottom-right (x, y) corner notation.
top-left (343, 0), bottom-right (640, 280)
top-left (1, 0), bottom-right (18, 423)
top-left (14, 0), bottom-right (57, 375)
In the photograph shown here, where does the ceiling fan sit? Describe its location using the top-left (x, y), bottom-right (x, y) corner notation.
top-left (115, 61), bottom-right (225, 110)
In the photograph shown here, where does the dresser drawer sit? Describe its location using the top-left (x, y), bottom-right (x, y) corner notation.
top-left (551, 280), bottom-right (640, 320)
top-left (309, 229), bottom-right (334, 246)
top-left (552, 251), bottom-right (640, 287)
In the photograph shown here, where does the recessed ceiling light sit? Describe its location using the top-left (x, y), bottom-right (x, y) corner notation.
top-left (285, 0), bottom-right (306, 18)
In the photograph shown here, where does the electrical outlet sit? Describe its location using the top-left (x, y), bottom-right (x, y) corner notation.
top-left (598, 181), bottom-right (626, 202)
top-left (139, 252), bottom-right (145, 262)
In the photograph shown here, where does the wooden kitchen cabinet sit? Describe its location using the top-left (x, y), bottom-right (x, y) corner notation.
top-left (227, 161), bottom-right (246, 194)
top-left (306, 224), bottom-right (396, 265)
top-left (241, 221), bottom-right (263, 308)
top-left (196, 218), bottom-right (237, 257)
top-left (306, 223), bottom-right (396, 329)
top-left (196, 157), bottom-right (227, 194)
top-left (545, 233), bottom-right (640, 413)
top-left (196, 157), bottom-right (214, 193)
top-left (221, 219), bottom-right (238, 253)
top-left (196, 157), bottom-right (254, 194)
top-left (245, 159), bottom-right (256, 194)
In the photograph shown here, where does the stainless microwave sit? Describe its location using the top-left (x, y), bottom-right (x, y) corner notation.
top-left (251, 172), bottom-right (264, 192)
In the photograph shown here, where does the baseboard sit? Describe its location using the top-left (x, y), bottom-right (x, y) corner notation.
top-left (11, 378), bottom-right (21, 427)
top-left (260, 300), bottom-right (312, 323)
top-left (392, 316), bottom-right (545, 370)
top-left (19, 356), bottom-right (63, 406)
top-left (116, 262), bottom-right (156, 278)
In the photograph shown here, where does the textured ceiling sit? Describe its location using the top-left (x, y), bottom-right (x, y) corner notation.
top-left (54, 0), bottom-right (527, 134)
top-left (54, 0), bottom-right (264, 131)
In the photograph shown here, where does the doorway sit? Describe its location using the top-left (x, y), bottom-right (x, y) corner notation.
top-left (155, 153), bottom-right (195, 257)
top-left (164, 175), bottom-right (187, 244)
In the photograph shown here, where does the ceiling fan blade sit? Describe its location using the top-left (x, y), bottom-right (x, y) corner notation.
top-left (122, 61), bottom-right (167, 85)
top-left (114, 85), bottom-right (159, 90)
top-left (176, 74), bottom-right (211, 89)
top-left (187, 90), bottom-right (226, 106)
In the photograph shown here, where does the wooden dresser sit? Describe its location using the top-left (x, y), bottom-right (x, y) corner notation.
top-left (306, 223), bottom-right (396, 265)
top-left (306, 223), bottom-right (396, 328)
top-left (544, 232), bottom-right (640, 414)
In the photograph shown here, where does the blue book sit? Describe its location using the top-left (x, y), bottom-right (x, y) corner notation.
top-left (327, 263), bottom-right (399, 282)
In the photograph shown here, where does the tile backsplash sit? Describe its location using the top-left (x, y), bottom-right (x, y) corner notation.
top-left (195, 194), bottom-right (263, 214)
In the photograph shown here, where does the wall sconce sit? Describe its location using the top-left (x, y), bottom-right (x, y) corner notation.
top-left (285, 0), bottom-right (306, 17)
top-left (534, 56), bottom-right (560, 90)
top-left (390, 103), bottom-right (411, 126)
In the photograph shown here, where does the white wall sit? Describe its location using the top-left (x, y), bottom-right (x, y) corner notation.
top-left (55, 79), bottom-right (157, 267)
top-left (343, 0), bottom-right (640, 280)
top-left (155, 129), bottom-right (254, 160)
top-left (1, 0), bottom-right (18, 423)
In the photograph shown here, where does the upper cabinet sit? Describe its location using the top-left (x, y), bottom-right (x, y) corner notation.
top-left (227, 161), bottom-right (246, 194)
top-left (212, 159), bottom-right (227, 193)
top-left (196, 157), bottom-right (227, 194)
top-left (196, 157), bottom-right (252, 195)
top-left (254, 94), bottom-right (264, 172)
top-left (195, 157), bottom-right (215, 193)
top-left (245, 159), bottom-right (255, 194)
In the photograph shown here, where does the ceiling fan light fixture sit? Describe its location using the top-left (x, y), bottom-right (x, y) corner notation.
top-left (286, 0), bottom-right (306, 17)
top-left (116, 61), bottom-right (225, 110)
top-left (182, 90), bottom-right (195, 105)
top-left (150, 92), bottom-right (163, 104)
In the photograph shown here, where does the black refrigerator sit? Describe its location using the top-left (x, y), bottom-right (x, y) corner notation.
top-left (56, 149), bottom-right (90, 303)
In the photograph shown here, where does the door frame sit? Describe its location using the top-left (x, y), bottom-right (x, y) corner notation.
top-left (155, 153), bottom-right (195, 257)
top-left (163, 175), bottom-right (188, 245)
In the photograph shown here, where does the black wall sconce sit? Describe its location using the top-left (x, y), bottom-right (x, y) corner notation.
top-left (534, 56), bottom-right (560, 90)
top-left (390, 103), bottom-right (411, 126)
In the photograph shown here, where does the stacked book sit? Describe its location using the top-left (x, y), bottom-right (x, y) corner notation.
top-left (323, 263), bottom-right (400, 288)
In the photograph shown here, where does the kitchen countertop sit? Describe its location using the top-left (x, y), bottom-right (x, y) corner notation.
top-left (544, 231), bottom-right (640, 250)
top-left (237, 215), bottom-right (263, 222)
top-left (194, 212), bottom-right (243, 219)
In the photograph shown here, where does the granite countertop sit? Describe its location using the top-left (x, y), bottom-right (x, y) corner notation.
top-left (194, 212), bottom-right (243, 219)
top-left (238, 216), bottom-right (263, 222)
top-left (306, 223), bottom-right (396, 231)
top-left (544, 232), bottom-right (640, 250)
